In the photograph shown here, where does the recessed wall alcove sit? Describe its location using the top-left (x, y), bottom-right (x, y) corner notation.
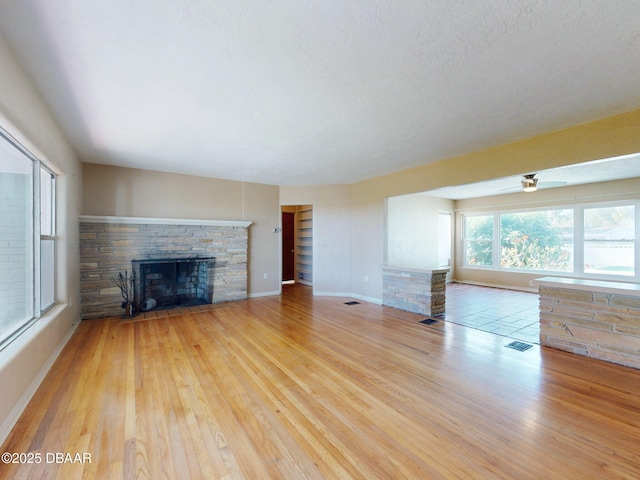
top-left (79, 215), bottom-right (251, 319)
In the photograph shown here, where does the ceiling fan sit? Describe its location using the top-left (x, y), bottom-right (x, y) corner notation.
top-left (521, 173), bottom-right (538, 192)
top-left (501, 173), bottom-right (568, 193)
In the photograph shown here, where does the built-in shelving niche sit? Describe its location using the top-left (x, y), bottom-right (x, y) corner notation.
top-left (296, 205), bottom-right (313, 286)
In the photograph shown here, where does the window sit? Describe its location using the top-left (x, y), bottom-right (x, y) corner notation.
top-left (463, 214), bottom-right (494, 266)
top-left (584, 205), bottom-right (635, 276)
top-left (0, 128), bottom-right (55, 350)
top-left (463, 202), bottom-right (637, 280)
top-left (499, 209), bottom-right (573, 272)
top-left (438, 212), bottom-right (452, 267)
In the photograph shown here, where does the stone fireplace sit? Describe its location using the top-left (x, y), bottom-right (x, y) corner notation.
top-left (132, 257), bottom-right (213, 311)
top-left (79, 215), bottom-right (251, 319)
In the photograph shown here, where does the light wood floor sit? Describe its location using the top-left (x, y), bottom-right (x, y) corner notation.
top-left (2, 284), bottom-right (640, 479)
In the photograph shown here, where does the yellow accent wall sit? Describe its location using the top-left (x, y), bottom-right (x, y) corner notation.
top-left (356, 108), bottom-right (640, 198)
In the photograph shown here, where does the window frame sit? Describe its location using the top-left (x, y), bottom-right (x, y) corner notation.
top-left (0, 126), bottom-right (56, 351)
top-left (39, 164), bottom-right (56, 312)
top-left (462, 212), bottom-right (496, 267)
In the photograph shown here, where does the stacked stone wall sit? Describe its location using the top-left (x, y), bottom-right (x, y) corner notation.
top-left (382, 267), bottom-right (448, 316)
top-left (80, 221), bottom-right (248, 319)
top-left (539, 285), bottom-right (640, 369)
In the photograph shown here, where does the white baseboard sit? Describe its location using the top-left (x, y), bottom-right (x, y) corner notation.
top-left (351, 293), bottom-right (383, 305)
top-left (314, 291), bottom-right (383, 305)
top-left (0, 321), bottom-right (79, 447)
top-left (248, 290), bottom-right (281, 298)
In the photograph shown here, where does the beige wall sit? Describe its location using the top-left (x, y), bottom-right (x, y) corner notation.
top-left (280, 185), bottom-right (353, 297)
top-left (83, 163), bottom-right (246, 219)
top-left (386, 194), bottom-right (454, 271)
top-left (82, 163), bottom-right (281, 296)
top-left (0, 33), bottom-right (82, 442)
top-left (348, 109), bottom-right (640, 300)
top-left (243, 181), bottom-right (281, 295)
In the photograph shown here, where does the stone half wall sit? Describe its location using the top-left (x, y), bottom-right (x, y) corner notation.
top-left (79, 216), bottom-right (251, 319)
top-left (382, 266), bottom-right (448, 317)
top-left (536, 277), bottom-right (640, 370)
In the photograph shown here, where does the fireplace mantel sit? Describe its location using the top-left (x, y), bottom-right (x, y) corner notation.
top-left (79, 215), bottom-right (252, 228)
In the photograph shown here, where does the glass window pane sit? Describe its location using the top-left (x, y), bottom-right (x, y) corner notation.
top-left (584, 205), bottom-right (635, 276)
top-left (41, 239), bottom-right (55, 309)
top-left (40, 166), bottom-right (53, 236)
top-left (39, 166), bottom-right (55, 309)
top-left (464, 214), bottom-right (493, 266)
top-left (438, 213), bottom-right (451, 267)
top-left (0, 149), bottom-right (34, 345)
top-left (500, 209), bottom-right (573, 272)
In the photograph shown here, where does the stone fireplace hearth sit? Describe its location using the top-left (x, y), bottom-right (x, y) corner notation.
top-left (79, 215), bottom-right (251, 319)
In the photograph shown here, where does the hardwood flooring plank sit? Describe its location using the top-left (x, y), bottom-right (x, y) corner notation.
top-left (223, 320), bottom-right (441, 478)
top-left (218, 329), bottom-right (356, 478)
top-left (2, 284), bottom-right (640, 479)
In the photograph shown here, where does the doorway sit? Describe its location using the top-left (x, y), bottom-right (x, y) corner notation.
top-left (281, 205), bottom-right (313, 286)
top-left (282, 211), bottom-right (295, 282)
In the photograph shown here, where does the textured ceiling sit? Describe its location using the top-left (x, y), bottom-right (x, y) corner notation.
top-left (0, 1), bottom-right (639, 185)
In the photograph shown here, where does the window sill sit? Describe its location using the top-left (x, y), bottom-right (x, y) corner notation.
top-left (0, 303), bottom-right (72, 368)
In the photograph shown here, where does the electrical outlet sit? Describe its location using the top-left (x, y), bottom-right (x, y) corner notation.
top-left (264, 273), bottom-right (268, 279)
top-left (364, 275), bottom-right (368, 282)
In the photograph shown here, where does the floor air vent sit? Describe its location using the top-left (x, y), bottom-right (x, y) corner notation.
top-left (419, 318), bottom-right (439, 325)
top-left (344, 301), bottom-right (360, 305)
top-left (505, 341), bottom-right (533, 352)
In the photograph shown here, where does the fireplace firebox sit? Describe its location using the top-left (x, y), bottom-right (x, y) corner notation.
top-left (132, 257), bottom-right (213, 312)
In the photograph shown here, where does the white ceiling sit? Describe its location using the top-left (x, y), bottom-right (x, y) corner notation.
top-left (0, 1), bottom-right (639, 186)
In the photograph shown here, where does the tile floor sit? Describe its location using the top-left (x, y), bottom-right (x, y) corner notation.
top-left (443, 283), bottom-right (540, 344)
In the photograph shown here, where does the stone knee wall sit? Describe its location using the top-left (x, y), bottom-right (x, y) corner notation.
top-left (539, 285), bottom-right (640, 369)
top-left (80, 219), bottom-right (249, 319)
top-left (382, 267), bottom-right (448, 316)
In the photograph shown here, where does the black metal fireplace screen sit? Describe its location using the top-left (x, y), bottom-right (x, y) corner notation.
top-left (131, 257), bottom-right (213, 312)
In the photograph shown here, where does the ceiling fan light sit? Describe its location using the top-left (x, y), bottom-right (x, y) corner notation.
top-left (521, 174), bottom-right (538, 192)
